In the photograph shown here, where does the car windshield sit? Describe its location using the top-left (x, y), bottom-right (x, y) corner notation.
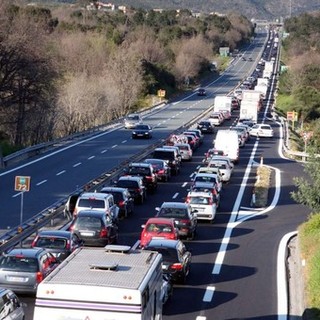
top-left (127, 115), bottom-right (139, 121)
top-left (159, 208), bottom-right (188, 218)
top-left (78, 199), bottom-right (105, 209)
top-left (135, 125), bottom-right (149, 130)
top-left (35, 237), bottom-right (67, 249)
top-left (0, 256), bottom-right (39, 272)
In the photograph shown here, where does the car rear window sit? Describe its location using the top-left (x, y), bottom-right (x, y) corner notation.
top-left (117, 180), bottom-right (138, 188)
top-left (153, 150), bottom-right (174, 160)
top-left (35, 237), bottom-right (67, 249)
top-left (146, 247), bottom-right (178, 262)
top-left (78, 199), bottom-right (105, 209)
top-left (107, 192), bottom-right (123, 203)
top-left (0, 256), bottom-right (39, 272)
top-left (195, 176), bottom-right (216, 183)
top-left (159, 208), bottom-right (188, 218)
top-left (128, 167), bottom-right (150, 175)
top-left (75, 216), bottom-right (102, 229)
top-left (189, 197), bottom-right (210, 205)
top-left (146, 223), bottom-right (173, 233)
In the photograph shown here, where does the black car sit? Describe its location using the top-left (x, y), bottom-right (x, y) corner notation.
top-left (155, 202), bottom-right (197, 240)
top-left (100, 186), bottom-right (134, 218)
top-left (197, 120), bottom-right (215, 133)
top-left (31, 230), bottom-right (83, 262)
top-left (115, 176), bottom-right (147, 204)
top-left (132, 124), bottom-right (152, 139)
top-left (144, 239), bottom-right (191, 284)
top-left (124, 162), bottom-right (157, 193)
top-left (143, 159), bottom-right (171, 182)
top-left (197, 88), bottom-right (206, 96)
top-left (153, 148), bottom-right (181, 175)
top-left (69, 210), bottom-right (118, 247)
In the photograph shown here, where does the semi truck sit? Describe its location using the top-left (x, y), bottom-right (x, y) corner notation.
top-left (33, 245), bottom-right (163, 320)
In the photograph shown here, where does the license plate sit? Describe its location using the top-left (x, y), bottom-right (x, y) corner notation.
top-left (137, 134), bottom-right (144, 136)
top-left (7, 276), bottom-right (25, 282)
top-left (194, 207), bottom-right (204, 212)
top-left (80, 232), bottom-right (94, 237)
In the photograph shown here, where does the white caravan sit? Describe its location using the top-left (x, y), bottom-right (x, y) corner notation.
top-left (33, 245), bottom-right (163, 320)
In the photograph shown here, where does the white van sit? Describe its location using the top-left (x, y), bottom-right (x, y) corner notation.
top-left (214, 130), bottom-right (239, 164)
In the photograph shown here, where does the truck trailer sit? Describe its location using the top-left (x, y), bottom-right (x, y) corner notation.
top-left (33, 245), bottom-right (163, 320)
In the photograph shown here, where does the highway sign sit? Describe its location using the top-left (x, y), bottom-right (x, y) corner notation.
top-left (15, 176), bottom-right (31, 192)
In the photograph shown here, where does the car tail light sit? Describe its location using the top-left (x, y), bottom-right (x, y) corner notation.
top-left (100, 227), bottom-right (108, 238)
top-left (135, 188), bottom-right (141, 193)
top-left (170, 263), bottom-right (183, 271)
top-left (185, 197), bottom-right (191, 203)
top-left (180, 219), bottom-right (191, 226)
top-left (118, 200), bottom-right (125, 208)
top-left (31, 236), bottom-right (39, 248)
top-left (208, 198), bottom-right (213, 205)
top-left (36, 272), bottom-right (44, 283)
top-left (73, 208), bottom-right (78, 216)
top-left (65, 240), bottom-right (71, 250)
top-left (158, 169), bottom-right (165, 174)
top-left (146, 176), bottom-right (153, 181)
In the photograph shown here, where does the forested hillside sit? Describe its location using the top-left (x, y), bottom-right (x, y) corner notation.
top-left (0, 1), bottom-right (253, 151)
top-left (277, 12), bottom-right (320, 152)
top-left (31, 0), bottom-right (320, 20)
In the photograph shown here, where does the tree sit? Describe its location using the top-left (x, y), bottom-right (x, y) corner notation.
top-left (291, 153), bottom-right (320, 213)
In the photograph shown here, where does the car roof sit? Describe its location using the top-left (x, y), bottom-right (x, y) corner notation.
top-left (78, 192), bottom-right (111, 200)
top-left (188, 191), bottom-right (212, 197)
top-left (101, 186), bottom-right (127, 193)
top-left (37, 230), bottom-right (71, 238)
top-left (160, 202), bottom-right (189, 209)
top-left (76, 210), bottom-right (106, 217)
top-left (118, 175), bottom-right (142, 181)
top-left (130, 162), bottom-right (151, 168)
top-left (145, 239), bottom-right (181, 249)
top-left (145, 217), bottom-right (175, 224)
top-left (6, 248), bottom-right (46, 257)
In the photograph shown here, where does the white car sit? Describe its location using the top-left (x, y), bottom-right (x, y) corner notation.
top-left (174, 143), bottom-right (193, 161)
top-left (209, 155), bottom-right (234, 171)
top-left (250, 124), bottom-right (274, 137)
top-left (207, 160), bottom-right (233, 182)
top-left (185, 191), bottom-right (217, 223)
top-left (124, 113), bottom-right (142, 129)
top-left (196, 167), bottom-right (223, 193)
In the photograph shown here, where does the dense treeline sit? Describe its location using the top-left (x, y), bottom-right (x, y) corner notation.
top-left (278, 12), bottom-right (320, 151)
top-left (0, 1), bottom-right (253, 151)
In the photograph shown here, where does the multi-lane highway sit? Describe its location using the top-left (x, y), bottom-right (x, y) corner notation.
top-left (1, 29), bottom-right (311, 320)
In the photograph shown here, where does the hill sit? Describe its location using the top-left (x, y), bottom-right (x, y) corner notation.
top-left (30, 0), bottom-right (320, 20)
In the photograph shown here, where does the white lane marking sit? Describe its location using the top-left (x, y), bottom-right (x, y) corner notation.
top-left (101, 149), bottom-right (108, 153)
top-left (12, 193), bottom-right (22, 198)
top-left (56, 170), bottom-right (66, 176)
top-left (73, 162), bottom-right (81, 167)
top-left (111, 145), bottom-right (117, 148)
top-left (182, 182), bottom-right (188, 187)
top-left (122, 140), bottom-right (127, 143)
top-left (172, 193), bottom-right (179, 199)
top-left (88, 156), bottom-right (95, 160)
top-left (196, 317), bottom-right (206, 320)
top-left (189, 172), bottom-right (195, 178)
top-left (36, 180), bottom-right (47, 186)
top-left (203, 286), bottom-right (215, 302)
top-left (277, 231), bottom-right (297, 320)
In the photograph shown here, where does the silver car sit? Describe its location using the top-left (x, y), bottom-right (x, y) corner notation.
top-left (0, 288), bottom-right (25, 320)
top-left (124, 113), bottom-right (142, 129)
top-left (0, 248), bottom-right (58, 294)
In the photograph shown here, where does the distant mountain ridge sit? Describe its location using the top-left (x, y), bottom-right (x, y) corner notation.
top-left (31, 0), bottom-right (320, 20)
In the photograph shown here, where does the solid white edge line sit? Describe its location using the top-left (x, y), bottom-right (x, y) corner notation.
top-left (196, 317), bottom-right (206, 320)
top-left (277, 231), bottom-right (297, 320)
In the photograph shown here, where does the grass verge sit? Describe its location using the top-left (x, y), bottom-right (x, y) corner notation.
top-left (298, 214), bottom-right (320, 319)
top-left (254, 165), bottom-right (272, 207)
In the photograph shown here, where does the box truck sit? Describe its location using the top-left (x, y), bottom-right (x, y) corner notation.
top-left (214, 129), bottom-right (239, 163)
top-left (239, 100), bottom-right (259, 123)
top-left (33, 245), bottom-right (163, 320)
top-left (213, 95), bottom-right (232, 113)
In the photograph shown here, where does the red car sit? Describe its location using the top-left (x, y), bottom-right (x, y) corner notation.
top-left (140, 217), bottom-right (179, 248)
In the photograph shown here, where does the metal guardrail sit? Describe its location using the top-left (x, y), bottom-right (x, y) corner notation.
top-left (0, 103), bottom-right (214, 253)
